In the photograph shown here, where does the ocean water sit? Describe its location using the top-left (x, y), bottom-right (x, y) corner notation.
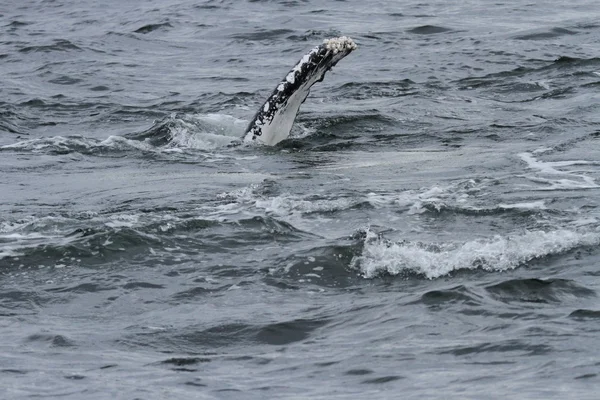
top-left (2, 0), bottom-right (600, 398)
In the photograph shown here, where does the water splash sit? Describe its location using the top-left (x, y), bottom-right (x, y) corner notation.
top-left (352, 228), bottom-right (600, 279)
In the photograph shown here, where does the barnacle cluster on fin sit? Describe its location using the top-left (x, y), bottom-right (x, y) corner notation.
top-left (243, 35), bottom-right (357, 145)
top-left (323, 36), bottom-right (358, 54)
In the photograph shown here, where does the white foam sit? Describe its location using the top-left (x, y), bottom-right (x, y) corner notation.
top-left (1, 136), bottom-right (94, 152)
top-left (498, 201), bottom-right (546, 210)
top-left (104, 214), bottom-right (141, 228)
top-left (217, 185), bottom-right (358, 218)
top-left (519, 152), bottom-right (599, 190)
top-left (353, 228), bottom-right (600, 279)
top-left (163, 113), bottom-right (246, 150)
top-left (100, 135), bottom-right (154, 151)
top-left (0, 231), bottom-right (69, 260)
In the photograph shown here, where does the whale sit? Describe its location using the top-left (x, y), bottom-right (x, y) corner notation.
top-left (243, 37), bottom-right (357, 146)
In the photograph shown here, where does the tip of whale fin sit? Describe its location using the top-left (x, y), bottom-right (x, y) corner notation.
top-left (243, 36), bottom-right (357, 146)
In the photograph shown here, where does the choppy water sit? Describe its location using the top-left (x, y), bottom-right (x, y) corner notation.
top-left (2, 0), bottom-right (600, 398)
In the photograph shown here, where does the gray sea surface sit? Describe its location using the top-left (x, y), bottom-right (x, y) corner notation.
top-left (2, 0), bottom-right (600, 398)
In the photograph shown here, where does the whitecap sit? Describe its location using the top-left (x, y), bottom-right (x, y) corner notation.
top-left (352, 228), bottom-right (600, 279)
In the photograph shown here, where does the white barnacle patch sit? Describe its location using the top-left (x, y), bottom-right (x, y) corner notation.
top-left (263, 102), bottom-right (269, 112)
top-left (300, 54), bottom-right (311, 65)
top-left (324, 36), bottom-right (357, 52)
top-left (286, 72), bottom-right (295, 84)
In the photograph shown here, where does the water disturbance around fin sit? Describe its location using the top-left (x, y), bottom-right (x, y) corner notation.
top-left (243, 37), bottom-right (357, 146)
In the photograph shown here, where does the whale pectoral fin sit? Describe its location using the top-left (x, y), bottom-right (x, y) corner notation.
top-left (300, 89), bottom-right (311, 104)
top-left (243, 36), bottom-right (357, 146)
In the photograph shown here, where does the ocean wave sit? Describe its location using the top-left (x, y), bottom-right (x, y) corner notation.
top-left (352, 228), bottom-right (600, 279)
top-left (0, 113), bottom-right (247, 155)
top-left (0, 210), bottom-right (312, 266)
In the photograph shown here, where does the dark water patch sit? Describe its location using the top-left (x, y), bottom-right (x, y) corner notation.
top-left (175, 323), bottom-right (256, 348)
top-left (419, 285), bottom-right (481, 308)
top-left (552, 56), bottom-right (600, 70)
top-left (226, 355), bottom-right (273, 366)
top-left (1, 369), bottom-right (28, 375)
top-left (494, 81), bottom-right (549, 94)
top-left (47, 282), bottom-right (116, 294)
top-left (569, 309), bottom-right (600, 320)
top-left (64, 374), bottom-right (86, 380)
top-left (534, 87), bottom-right (576, 101)
top-left (5, 20), bottom-right (32, 29)
top-left (124, 122), bottom-right (171, 147)
top-left (144, 218), bottom-right (218, 235)
top-left (416, 203), bottom-right (545, 218)
top-left (0, 226), bottom-right (165, 269)
top-left (0, 290), bottom-right (50, 310)
top-left (16, 98), bottom-right (112, 114)
top-left (346, 368), bottom-right (373, 375)
top-left (230, 216), bottom-right (318, 243)
top-left (302, 112), bottom-right (396, 146)
top-left (514, 28), bottom-right (579, 41)
top-left (261, 277), bottom-right (301, 291)
top-left (0, 109), bottom-right (28, 135)
top-left (287, 29), bottom-right (342, 42)
top-left (126, 317), bottom-right (330, 351)
top-left (440, 340), bottom-right (553, 357)
top-left (161, 357), bottom-right (211, 366)
top-left (457, 56), bottom-right (600, 91)
top-left (486, 278), bottom-right (596, 304)
top-left (122, 281), bottom-right (165, 290)
top-left (575, 373), bottom-right (598, 380)
top-left (247, 0), bottom-right (306, 6)
top-left (231, 28), bottom-right (295, 41)
top-left (188, 91), bottom-right (255, 114)
top-left (314, 360), bottom-right (339, 367)
top-left (170, 286), bottom-right (213, 301)
top-left (134, 22), bottom-right (173, 34)
top-left (581, 81), bottom-right (600, 88)
top-left (309, 139), bottom-right (364, 152)
top-left (18, 39), bottom-right (82, 53)
top-left (203, 264), bottom-right (258, 279)
top-left (407, 25), bottom-right (453, 35)
top-left (185, 379), bottom-right (207, 387)
top-left (25, 333), bottom-right (76, 348)
top-left (255, 318), bottom-right (329, 345)
top-left (269, 240), bottom-right (364, 287)
top-left (455, 67), bottom-right (535, 90)
top-left (361, 375), bottom-right (404, 384)
top-left (48, 75), bottom-right (83, 85)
